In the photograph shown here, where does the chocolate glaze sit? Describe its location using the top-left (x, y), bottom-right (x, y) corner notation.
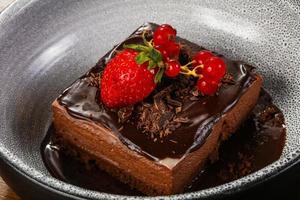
top-left (42, 89), bottom-right (286, 195)
top-left (57, 23), bottom-right (257, 160)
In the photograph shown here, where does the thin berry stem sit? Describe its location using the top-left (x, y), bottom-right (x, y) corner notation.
top-left (142, 31), bottom-right (154, 48)
top-left (180, 70), bottom-right (199, 77)
top-left (180, 61), bottom-right (195, 71)
top-left (158, 61), bottom-right (164, 68)
top-left (149, 39), bottom-right (154, 47)
top-left (180, 61), bottom-right (203, 78)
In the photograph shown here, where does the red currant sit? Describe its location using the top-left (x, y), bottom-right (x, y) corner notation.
top-left (165, 41), bottom-right (180, 59)
top-left (165, 60), bottom-right (181, 77)
top-left (193, 50), bottom-right (214, 65)
top-left (202, 57), bottom-right (226, 81)
top-left (197, 78), bottom-right (219, 95)
top-left (155, 41), bottom-right (180, 61)
top-left (158, 24), bottom-right (177, 35)
top-left (153, 24), bottom-right (176, 46)
top-left (155, 45), bottom-right (169, 60)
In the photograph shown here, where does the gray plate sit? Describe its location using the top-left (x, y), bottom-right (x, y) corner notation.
top-left (0, 0), bottom-right (300, 199)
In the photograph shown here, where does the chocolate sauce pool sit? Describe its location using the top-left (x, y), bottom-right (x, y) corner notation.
top-left (41, 89), bottom-right (286, 195)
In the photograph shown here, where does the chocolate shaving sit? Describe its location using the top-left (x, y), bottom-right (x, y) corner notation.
top-left (88, 72), bottom-right (101, 87)
top-left (169, 139), bottom-right (178, 144)
top-left (166, 96), bottom-right (182, 107)
top-left (118, 106), bottom-right (134, 123)
top-left (222, 73), bottom-right (236, 85)
top-left (191, 88), bottom-right (200, 97)
top-left (189, 96), bottom-right (199, 101)
top-left (136, 82), bottom-right (192, 137)
top-left (258, 105), bottom-right (284, 127)
top-left (137, 102), bottom-right (174, 136)
top-left (175, 106), bottom-right (182, 114)
top-left (118, 126), bottom-right (124, 131)
top-left (173, 117), bottom-right (190, 123)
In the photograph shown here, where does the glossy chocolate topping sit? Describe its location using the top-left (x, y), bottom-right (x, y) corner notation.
top-left (57, 23), bottom-right (257, 160)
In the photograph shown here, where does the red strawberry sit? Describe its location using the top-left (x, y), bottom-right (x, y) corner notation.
top-left (101, 49), bottom-right (156, 108)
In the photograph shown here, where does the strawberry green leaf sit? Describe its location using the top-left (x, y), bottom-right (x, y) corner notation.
top-left (149, 48), bottom-right (162, 63)
top-left (147, 60), bottom-right (156, 70)
top-left (136, 52), bottom-right (150, 64)
top-left (154, 67), bottom-right (165, 83)
top-left (123, 44), bottom-right (149, 52)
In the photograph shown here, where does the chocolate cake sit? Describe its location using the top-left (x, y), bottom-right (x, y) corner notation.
top-left (52, 23), bottom-right (263, 195)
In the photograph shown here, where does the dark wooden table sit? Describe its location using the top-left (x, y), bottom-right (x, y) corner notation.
top-left (0, 178), bottom-right (20, 200)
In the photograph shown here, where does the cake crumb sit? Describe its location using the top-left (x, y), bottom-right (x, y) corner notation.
top-left (118, 106), bottom-right (134, 123)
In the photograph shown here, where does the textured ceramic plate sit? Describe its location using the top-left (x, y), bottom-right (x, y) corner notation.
top-left (0, 0), bottom-right (300, 199)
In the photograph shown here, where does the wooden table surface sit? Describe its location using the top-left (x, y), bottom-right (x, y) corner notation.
top-left (0, 178), bottom-right (20, 200)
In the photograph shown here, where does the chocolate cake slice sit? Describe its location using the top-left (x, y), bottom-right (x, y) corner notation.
top-left (52, 23), bottom-right (262, 196)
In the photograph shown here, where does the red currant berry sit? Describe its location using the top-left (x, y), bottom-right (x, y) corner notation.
top-left (158, 24), bottom-right (177, 34)
top-left (165, 60), bottom-right (181, 77)
top-left (153, 32), bottom-right (168, 46)
top-left (193, 50), bottom-right (214, 66)
top-left (153, 24), bottom-right (177, 46)
top-left (165, 41), bottom-right (180, 59)
top-left (154, 45), bottom-right (169, 60)
top-left (202, 57), bottom-right (226, 81)
top-left (197, 78), bottom-right (219, 95)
